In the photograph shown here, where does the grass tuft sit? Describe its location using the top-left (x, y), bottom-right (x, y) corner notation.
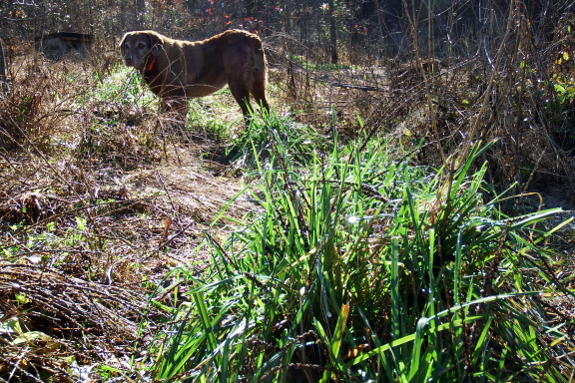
top-left (145, 114), bottom-right (570, 382)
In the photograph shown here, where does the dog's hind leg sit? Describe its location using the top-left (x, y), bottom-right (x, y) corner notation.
top-left (228, 80), bottom-right (252, 122)
top-left (251, 85), bottom-right (269, 114)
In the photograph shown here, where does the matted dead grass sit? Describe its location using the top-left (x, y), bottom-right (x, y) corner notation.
top-left (0, 52), bottom-right (259, 379)
top-left (0, 135), bottom-right (258, 380)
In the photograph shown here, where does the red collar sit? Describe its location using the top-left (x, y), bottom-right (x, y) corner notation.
top-left (146, 56), bottom-right (157, 71)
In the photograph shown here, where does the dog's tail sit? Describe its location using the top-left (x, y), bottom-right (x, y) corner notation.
top-left (248, 35), bottom-right (267, 82)
top-left (244, 33), bottom-right (269, 111)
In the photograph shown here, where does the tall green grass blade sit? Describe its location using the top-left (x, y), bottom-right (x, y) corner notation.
top-left (192, 292), bottom-right (218, 353)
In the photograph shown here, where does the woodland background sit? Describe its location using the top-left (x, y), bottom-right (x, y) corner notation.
top-left (3, 0), bottom-right (569, 186)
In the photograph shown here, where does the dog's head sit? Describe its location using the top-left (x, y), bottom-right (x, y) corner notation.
top-left (120, 31), bottom-right (164, 70)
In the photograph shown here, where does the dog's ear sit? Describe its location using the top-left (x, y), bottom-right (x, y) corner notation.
top-left (148, 32), bottom-right (164, 57)
top-left (119, 33), bottom-right (128, 56)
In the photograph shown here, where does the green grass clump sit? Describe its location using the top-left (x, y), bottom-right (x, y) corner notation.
top-left (89, 65), bottom-right (158, 108)
top-left (142, 115), bottom-right (569, 382)
top-left (228, 111), bottom-right (326, 171)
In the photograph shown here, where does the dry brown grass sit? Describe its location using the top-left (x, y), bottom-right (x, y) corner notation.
top-left (0, 49), bottom-right (260, 381)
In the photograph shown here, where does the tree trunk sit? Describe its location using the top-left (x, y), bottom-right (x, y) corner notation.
top-left (328, 0), bottom-right (338, 64)
top-left (0, 38), bottom-right (7, 94)
top-left (237, 0), bottom-right (244, 24)
top-left (136, 0), bottom-right (146, 29)
top-left (311, 0), bottom-right (320, 44)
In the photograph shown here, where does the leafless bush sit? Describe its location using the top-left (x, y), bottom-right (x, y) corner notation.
top-left (267, 1), bottom-right (575, 191)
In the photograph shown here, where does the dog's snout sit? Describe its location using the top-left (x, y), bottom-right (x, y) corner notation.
top-left (124, 53), bottom-right (135, 66)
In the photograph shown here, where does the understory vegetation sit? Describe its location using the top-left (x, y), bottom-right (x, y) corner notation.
top-left (145, 124), bottom-right (574, 382)
top-left (3, 1), bottom-right (575, 382)
top-left (1, 56), bottom-right (575, 381)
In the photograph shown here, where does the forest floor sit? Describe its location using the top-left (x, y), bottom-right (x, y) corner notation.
top-left (2, 51), bottom-right (575, 381)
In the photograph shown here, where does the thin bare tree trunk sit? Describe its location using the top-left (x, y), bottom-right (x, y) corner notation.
top-left (311, 0), bottom-right (320, 44)
top-left (0, 38), bottom-right (7, 94)
top-left (373, 0), bottom-right (385, 55)
top-left (136, 0), bottom-right (146, 29)
top-left (236, 0), bottom-right (244, 24)
top-left (328, 0), bottom-right (338, 64)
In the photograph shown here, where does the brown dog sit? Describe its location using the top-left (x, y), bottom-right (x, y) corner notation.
top-left (120, 29), bottom-right (269, 121)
